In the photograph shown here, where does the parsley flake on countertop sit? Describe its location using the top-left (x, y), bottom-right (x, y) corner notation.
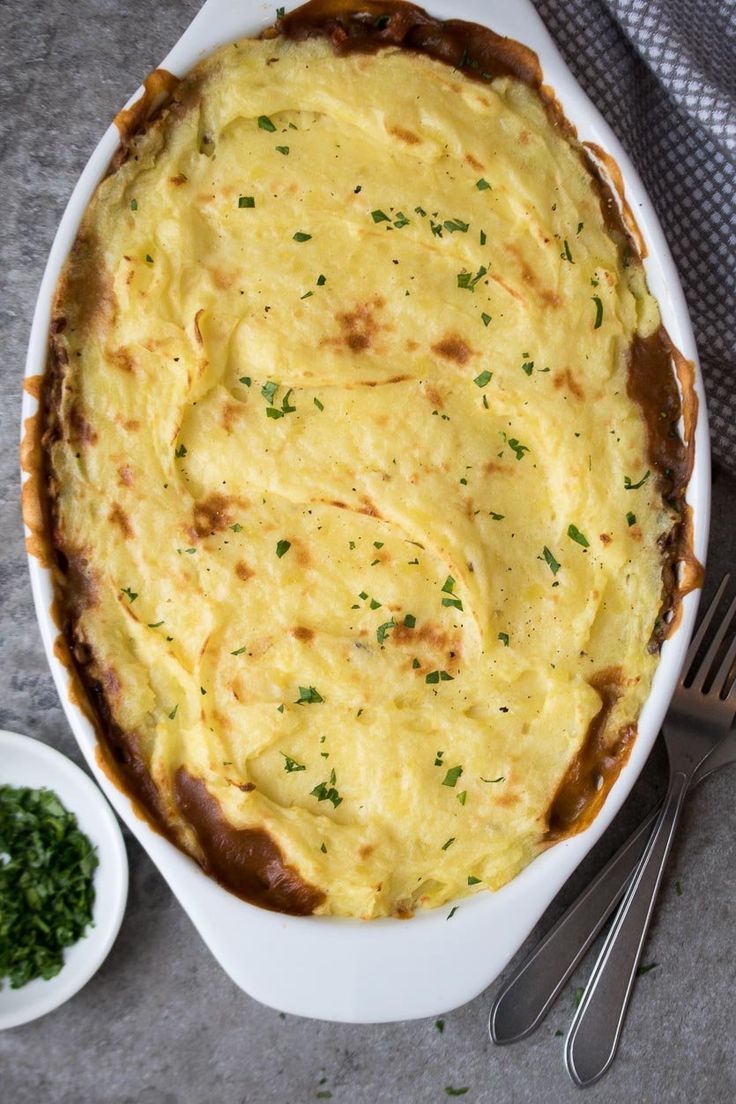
top-left (0, 786), bottom-right (98, 990)
top-left (445, 1088), bottom-right (469, 1098)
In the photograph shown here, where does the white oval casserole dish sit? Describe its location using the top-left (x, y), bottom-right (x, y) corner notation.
top-left (21, 0), bottom-right (710, 1023)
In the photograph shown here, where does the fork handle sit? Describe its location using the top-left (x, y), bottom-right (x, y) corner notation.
top-left (490, 806), bottom-right (656, 1043)
top-left (564, 770), bottom-right (690, 1086)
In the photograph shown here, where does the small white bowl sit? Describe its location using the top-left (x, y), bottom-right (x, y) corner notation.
top-left (0, 730), bottom-right (128, 1029)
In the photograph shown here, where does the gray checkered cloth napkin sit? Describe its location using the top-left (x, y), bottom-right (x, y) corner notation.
top-left (534, 0), bottom-right (736, 474)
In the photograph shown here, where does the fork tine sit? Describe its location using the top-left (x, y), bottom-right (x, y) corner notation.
top-left (690, 592), bottom-right (736, 692)
top-left (715, 630), bottom-right (736, 700)
top-left (682, 574), bottom-right (730, 681)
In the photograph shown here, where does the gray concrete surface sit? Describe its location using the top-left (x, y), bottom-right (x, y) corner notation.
top-left (1, 2), bottom-right (734, 1101)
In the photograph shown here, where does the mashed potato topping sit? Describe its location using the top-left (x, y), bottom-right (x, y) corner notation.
top-left (40, 2), bottom-right (693, 917)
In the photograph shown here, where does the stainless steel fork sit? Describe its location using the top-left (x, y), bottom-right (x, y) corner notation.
top-left (565, 574), bottom-right (736, 1086)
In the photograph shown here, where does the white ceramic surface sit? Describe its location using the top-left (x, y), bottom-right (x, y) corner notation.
top-left (20, 0), bottom-right (710, 1023)
top-left (0, 730), bottom-right (128, 1029)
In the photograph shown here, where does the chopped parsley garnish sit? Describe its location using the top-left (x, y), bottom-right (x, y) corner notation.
top-left (295, 686), bottom-right (323, 704)
top-left (377, 619), bottom-right (396, 644)
top-left (147, 620), bottom-right (164, 628)
top-left (481, 776), bottom-right (505, 783)
top-left (373, 541), bottom-right (384, 549)
top-left (393, 211), bottom-right (410, 228)
top-left (275, 145), bottom-right (289, 155)
top-left (310, 780), bottom-right (342, 808)
top-left (442, 597), bottom-right (463, 611)
top-left (636, 962), bottom-right (658, 977)
top-left (120, 586), bottom-right (138, 602)
top-left (474, 370), bottom-right (492, 388)
top-left (262, 380), bottom-right (279, 404)
top-left (175, 443), bottom-right (187, 458)
top-left (435, 751), bottom-right (444, 765)
top-left (426, 670), bottom-right (454, 684)
top-left (145, 254), bottom-right (154, 264)
top-left (457, 264), bottom-right (487, 292)
top-left (230, 522), bottom-right (243, 532)
top-left (592, 295), bottom-right (604, 328)
top-left (560, 238), bottom-right (574, 263)
top-left (435, 1019), bottom-right (445, 1033)
top-left (444, 218), bottom-right (469, 233)
top-left (447, 907), bottom-right (458, 920)
top-left (130, 198), bottom-right (138, 211)
top-left (457, 790), bottom-right (467, 806)
top-left (624, 470), bottom-right (651, 490)
top-left (231, 645), bottom-right (247, 656)
top-left (300, 291), bottom-right (313, 300)
top-left (441, 837), bottom-right (456, 851)
top-left (504, 435), bottom-right (529, 460)
top-left (498, 632), bottom-right (509, 646)
top-left (542, 546), bottom-right (561, 575)
top-left (316, 274), bottom-right (326, 286)
top-left (168, 705), bottom-right (178, 720)
top-left (412, 658), bottom-right (421, 669)
top-left (467, 875), bottom-right (481, 886)
top-left (442, 765), bottom-right (463, 787)
top-left (313, 396), bottom-right (324, 411)
top-left (293, 232), bottom-right (312, 242)
top-left (441, 576), bottom-right (456, 594)
top-left (276, 539), bottom-right (291, 558)
top-left (239, 376), bottom-right (252, 387)
top-left (258, 115), bottom-right (277, 132)
top-left (626, 511), bottom-right (637, 527)
top-left (521, 360), bottom-right (534, 376)
top-left (0, 785), bottom-right (98, 989)
top-left (320, 842), bottom-right (327, 853)
top-left (281, 754), bottom-right (306, 773)
top-left (404, 614), bottom-right (416, 628)
top-left (481, 312), bottom-right (492, 327)
top-left (371, 209), bottom-right (390, 223)
top-left (480, 229), bottom-right (487, 245)
top-left (238, 195), bottom-right (255, 208)
top-left (567, 524), bottom-right (590, 548)
top-left (489, 511), bottom-right (504, 520)
top-left (476, 178), bottom-right (491, 190)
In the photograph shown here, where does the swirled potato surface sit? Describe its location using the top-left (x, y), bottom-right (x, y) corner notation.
top-left (47, 33), bottom-right (676, 917)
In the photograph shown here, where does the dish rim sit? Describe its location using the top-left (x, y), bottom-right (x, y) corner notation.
top-left (0, 729), bottom-right (129, 1030)
top-left (19, 0), bottom-right (711, 1022)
